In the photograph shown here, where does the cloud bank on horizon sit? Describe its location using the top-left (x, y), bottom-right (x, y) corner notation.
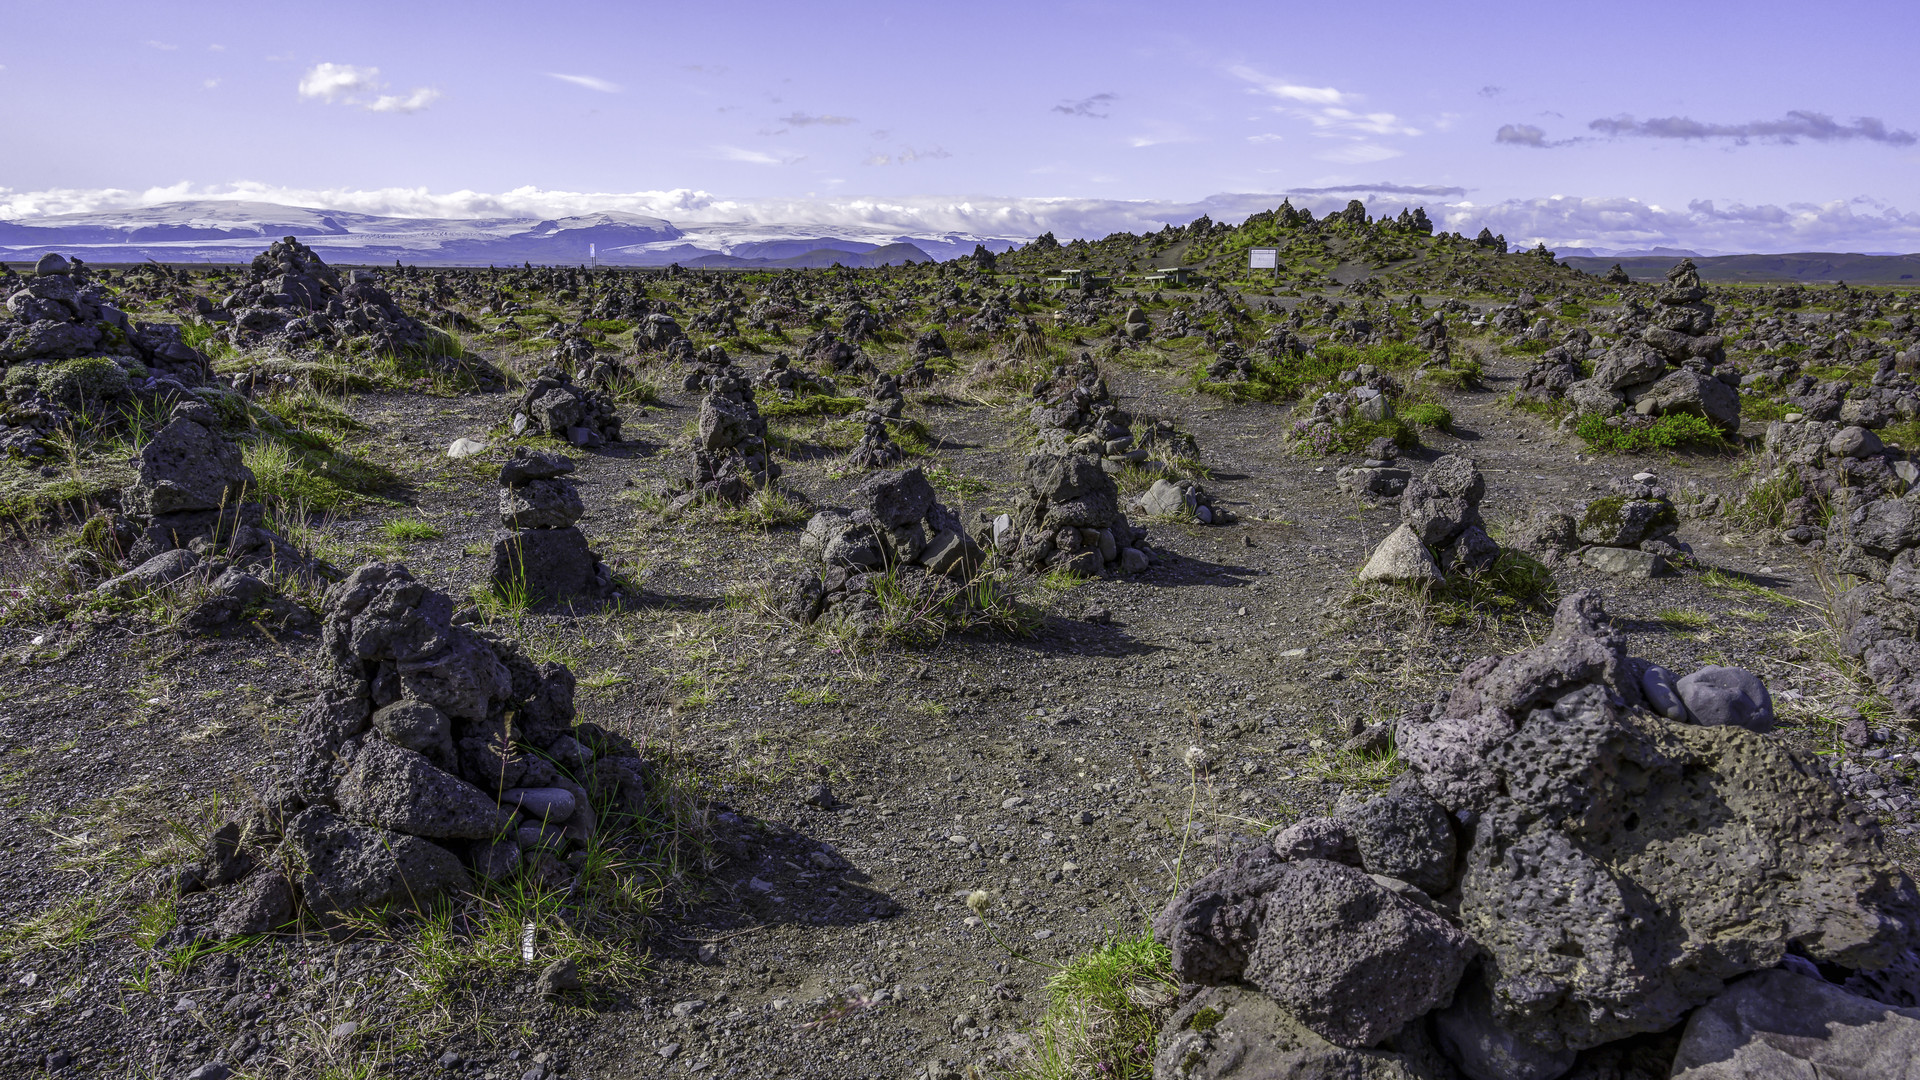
top-left (6, 183), bottom-right (1919, 256)
top-left (0, 0), bottom-right (1913, 254)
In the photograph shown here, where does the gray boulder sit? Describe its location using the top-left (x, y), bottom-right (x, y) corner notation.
top-left (1675, 665), bottom-right (1774, 732)
top-left (500, 478), bottom-right (584, 529)
top-left (1400, 455), bottom-right (1485, 547)
top-left (336, 739), bottom-right (513, 839)
top-left (212, 872), bottom-right (293, 940)
top-left (1400, 591), bottom-right (1920, 1053)
top-left (1634, 369), bottom-right (1740, 432)
top-left (369, 699), bottom-right (455, 770)
top-left (1590, 344), bottom-right (1667, 392)
top-left (1639, 664), bottom-right (1687, 720)
top-left (1153, 984), bottom-right (1457, 1080)
top-left (97, 548), bottom-right (202, 597)
top-left (490, 526), bottom-right (600, 604)
top-left (1579, 545), bottom-right (1668, 577)
top-left (1246, 859), bottom-right (1475, 1048)
top-left (1670, 969), bottom-right (1920, 1080)
top-left (1154, 851), bottom-right (1475, 1049)
top-left (283, 806), bottom-right (468, 917)
top-left (1340, 795), bottom-right (1458, 895)
top-left (1360, 524), bottom-right (1443, 585)
top-left (125, 403), bottom-right (254, 517)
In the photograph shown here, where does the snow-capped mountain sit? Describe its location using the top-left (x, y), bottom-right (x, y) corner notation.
top-left (0, 201), bottom-right (1020, 267)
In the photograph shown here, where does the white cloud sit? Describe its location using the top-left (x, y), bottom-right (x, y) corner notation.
top-left (717, 146), bottom-right (786, 165)
top-left (298, 62), bottom-right (438, 113)
top-left (780, 112), bottom-right (857, 126)
top-left (208, 44), bottom-right (225, 52)
top-left (1316, 142), bottom-right (1403, 164)
top-left (5, 183), bottom-right (1916, 254)
top-left (203, 78), bottom-right (221, 90)
top-left (298, 62), bottom-right (379, 101)
top-left (367, 88), bottom-right (441, 113)
top-left (864, 147), bottom-right (952, 166)
top-left (146, 40), bottom-right (178, 51)
top-left (1247, 133), bottom-right (1285, 143)
top-left (1228, 66), bottom-right (1348, 105)
top-left (548, 73), bottom-right (620, 93)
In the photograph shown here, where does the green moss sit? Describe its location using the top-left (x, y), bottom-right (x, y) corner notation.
top-left (2, 357), bottom-right (132, 415)
top-left (1580, 494), bottom-right (1626, 536)
top-left (1189, 1006), bottom-right (1225, 1032)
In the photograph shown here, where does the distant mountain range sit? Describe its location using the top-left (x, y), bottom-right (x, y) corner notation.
top-left (0, 201), bottom-right (1021, 268)
top-left (1561, 251), bottom-right (1920, 285)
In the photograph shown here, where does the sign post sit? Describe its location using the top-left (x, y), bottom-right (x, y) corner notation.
top-left (1250, 247), bottom-right (1278, 284)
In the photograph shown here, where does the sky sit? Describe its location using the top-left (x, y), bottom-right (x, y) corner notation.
top-left (1, 0), bottom-right (1916, 252)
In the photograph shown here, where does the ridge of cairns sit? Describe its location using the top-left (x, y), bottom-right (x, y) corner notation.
top-left (1, 212), bottom-right (1919, 1079)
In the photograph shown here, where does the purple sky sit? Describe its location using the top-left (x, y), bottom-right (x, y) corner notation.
top-left (2, 0), bottom-right (1916, 251)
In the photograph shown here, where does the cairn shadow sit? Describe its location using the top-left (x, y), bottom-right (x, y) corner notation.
top-left (664, 806), bottom-right (904, 957)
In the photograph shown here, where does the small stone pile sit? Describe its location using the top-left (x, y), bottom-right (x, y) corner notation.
top-left (1820, 484), bottom-right (1920, 714)
top-left (0, 254), bottom-right (211, 455)
top-left (489, 449), bottom-right (615, 604)
top-left (1570, 473), bottom-right (1687, 576)
top-left (1563, 261), bottom-right (1740, 432)
top-left (1336, 437), bottom-right (1410, 501)
top-left (1132, 478), bottom-right (1222, 525)
top-left (1153, 591), bottom-right (1920, 1080)
top-left (846, 411), bottom-right (907, 469)
top-left (509, 367), bottom-right (622, 447)
top-left (1204, 342), bottom-right (1253, 381)
top-left (1120, 306), bottom-right (1153, 343)
top-left (1358, 454), bottom-right (1497, 584)
top-left (1289, 367), bottom-right (1400, 454)
top-left (1760, 420), bottom-right (1915, 546)
top-left (214, 238), bottom-right (453, 359)
top-left (670, 350), bottom-right (780, 512)
top-left (634, 312), bottom-right (687, 352)
top-left (989, 450), bottom-right (1151, 576)
top-left (175, 564), bottom-right (656, 937)
top-left (1029, 355), bottom-right (1150, 471)
top-left (88, 400), bottom-right (334, 634)
top-left (1515, 330), bottom-right (1601, 404)
top-left (903, 330), bottom-right (951, 385)
top-left (780, 468), bottom-right (985, 637)
top-left (753, 353), bottom-right (838, 400)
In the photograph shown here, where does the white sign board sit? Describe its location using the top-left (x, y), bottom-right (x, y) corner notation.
top-left (1249, 248), bottom-right (1278, 269)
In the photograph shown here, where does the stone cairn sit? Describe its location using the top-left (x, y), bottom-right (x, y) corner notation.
top-left (780, 468), bottom-right (985, 637)
top-left (1131, 478), bottom-right (1222, 525)
top-left (1359, 454), bottom-right (1498, 585)
top-left (1337, 437), bottom-right (1411, 502)
top-left (669, 349), bottom-right (780, 513)
top-left (490, 449), bottom-right (615, 604)
top-left (175, 564), bottom-right (655, 938)
top-left (1028, 355), bottom-right (1152, 473)
top-left (1152, 591), bottom-right (1919, 1080)
top-left (1560, 260), bottom-right (1740, 433)
top-left (1759, 419), bottom-right (1914, 547)
top-left (990, 450), bottom-right (1151, 577)
top-left (214, 238), bottom-right (457, 361)
top-left (1289, 365), bottom-right (1400, 454)
top-left (1, 252), bottom-right (211, 456)
top-left (1823, 482), bottom-right (1920, 717)
top-left (753, 352), bottom-right (838, 401)
top-left (846, 373), bottom-right (909, 469)
top-left (509, 367), bottom-right (622, 448)
top-left (89, 400), bottom-right (334, 634)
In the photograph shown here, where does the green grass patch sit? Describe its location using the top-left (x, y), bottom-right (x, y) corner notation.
top-left (1400, 402), bottom-right (1453, 430)
top-left (381, 517), bottom-right (443, 542)
top-left (759, 394), bottom-right (865, 419)
top-left (1575, 412), bottom-right (1730, 453)
top-left (1008, 935), bottom-right (1176, 1080)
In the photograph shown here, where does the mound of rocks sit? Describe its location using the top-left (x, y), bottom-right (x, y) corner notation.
top-left (214, 238), bottom-right (459, 360)
top-left (1336, 437), bottom-right (1411, 501)
top-left (489, 449), bottom-right (615, 604)
top-left (1121, 306), bottom-right (1153, 343)
top-left (87, 400), bottom-right (335, 633)
top-left (1029, 355), bottom-right (1152, 471)
top-left (1761, 420), bottom-right (1915, 545)
top-left (1562, 261), bottom-right (1740, 431)
top-left (176, 564), bottom-right (656, 935)
top-left (754, 353), bottom-right (838, 400)
top-left (634, 312), bottom-right (688, 352)
top-left (989, 449), bottom-right (1152, 577)
top-left (846, 410), bottom-right (907, 469)
top-left (1359, 455), bottom-right (1497, 585)
top-left (1153, 591), bottom-right (1920, 1080)
top-left (1572, 473), bottom-right (1687, 575)
top-left (1289, 367), bottom-right (1401, 454)
top-left (780, 468), bottom-right (984, 636)
top-left (509, 367), bottom-right (622, 447)
top-left (1132, 477), bottom-right (1222, 524)
top-left (0, 254), bottom-right (212, 455)
top-left (670, 350), bottom-right (780, 512)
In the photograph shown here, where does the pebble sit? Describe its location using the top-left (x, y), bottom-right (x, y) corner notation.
top-left (1001, 796), bottom-right (1025, 810)
top-left (671, 999), bottom-right (707, 1018)
top-left (658, 1043), bottom-right (682, 1059)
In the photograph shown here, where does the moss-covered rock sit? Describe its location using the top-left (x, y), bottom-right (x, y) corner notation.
top-left (2, 356), bottom-right (134, 414)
